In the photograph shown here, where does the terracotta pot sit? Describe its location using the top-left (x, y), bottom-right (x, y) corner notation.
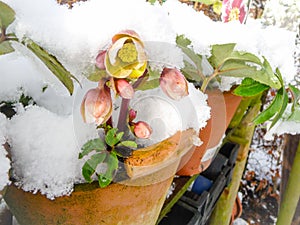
top-left (4, 129), bottom-right (196, 225)
top-left (177, 90), bottom-right (242, 176)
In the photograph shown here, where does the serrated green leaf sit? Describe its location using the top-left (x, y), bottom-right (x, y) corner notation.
top-left (181, 61), bottom-right (202, 82)
top-left (79, 138), bottom-right (106, 159)
top-left (82, 153), bottom-right (106, 183)
top-left (118, 141), bottom-right (138, 148)
top-left (87, 67), bottom-right (108, 82)
top-left (25, 39), bottom-right (76, 95)
top-left (253, 88), bottom-right (284, 125)
top-left (233, 78), bottom-right (269, 97)
top-left (0, 1), bottom-right (15, 29)
top-left (176, 35), bottom-right (191, 48)
top-left (98, 152), bottom-right (118, 188)
top-left (105, 128), bottom-right (123, 147)
top-left (0, 40), bottom-right (14, 55)
top-left (209, 43), bottom-right (236, 68)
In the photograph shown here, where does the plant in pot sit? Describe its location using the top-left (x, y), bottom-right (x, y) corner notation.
top-left (0, 1), bottom-right (211, 224)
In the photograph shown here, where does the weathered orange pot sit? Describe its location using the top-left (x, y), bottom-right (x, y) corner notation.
top-left (177, 90), bottom-right (242, 176)
top-left (4, 129), bottom-right (196, 225)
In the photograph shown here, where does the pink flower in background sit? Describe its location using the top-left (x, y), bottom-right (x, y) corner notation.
top-left (160, 68), bottom-right (189, 100)
top-left (81, 80), bottom-right (112, 125)
top-left (95, 50), bottom-right (106, 70)
top-left (132, 121), bottom-right (152, 139)
top-left (221, 0), bottom-right (247, 24)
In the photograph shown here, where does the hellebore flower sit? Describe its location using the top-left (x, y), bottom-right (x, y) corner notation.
top-left (115, 79), bottom-right (134, 99)
top-left (95, 50), bottom-right (106, 70)
top-left (160, 68), bottom-right (189, 100)
top-left (105, 30), bottom-right (147, 79)
top-left (128, 109), bottom-right (137, 122)
top-left (81, 80), bottom-right (112, 125)
top-left (221, 0), bottom-right (247, 24)
top-left (132, 121), bottom-right (152, 139)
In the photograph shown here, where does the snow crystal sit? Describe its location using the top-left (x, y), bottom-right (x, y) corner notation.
top-left (7, 106), bottom-right (98, 199)
top-left (0, 113), bottom-right (10, 191)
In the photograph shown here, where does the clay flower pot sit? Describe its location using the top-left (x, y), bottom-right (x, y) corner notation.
top-left (177, 90), bottom-right (242, 176)
top-left (4, 129), bottom-right (196, 225)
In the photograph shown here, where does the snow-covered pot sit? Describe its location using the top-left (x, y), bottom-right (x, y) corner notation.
top-left (177, 90), bottom-right (242, 176)
top-left (4, 129), bottom-right (196, 225)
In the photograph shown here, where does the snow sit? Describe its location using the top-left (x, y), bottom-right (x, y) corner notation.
top-left (7, 105), bottom-right (98, 199)
top-left (0, 114), bottom-right (10, 191)
top-left (0, 0), bottom-right (297, 199)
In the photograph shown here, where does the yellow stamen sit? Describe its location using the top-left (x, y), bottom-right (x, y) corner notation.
top-left (117, 42), bottom-right (138, 63)
top-left (228, 7), bottom-right (240, 21)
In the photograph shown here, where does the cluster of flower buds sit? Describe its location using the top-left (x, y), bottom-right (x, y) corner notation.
top-left (81, 30), bottom-right (189, 139)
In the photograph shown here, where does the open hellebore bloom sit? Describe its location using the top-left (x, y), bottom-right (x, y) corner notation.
top-left (115, 79), bottom-right (134, 99)
top-left (105, 30), bottom-right (147, 79)
top-left (221, 0), bottom-right (246, 24)
top-left (160, 68), bottom-right (189, 100)
top-left (132, 121), bottom-right (152, 139)
top-left (81, 80), bottom-right (112, 125)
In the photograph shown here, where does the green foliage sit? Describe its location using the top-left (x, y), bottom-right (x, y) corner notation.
top-left (209, 44), bottom-right (281, 89)
top-left (253, 69), bottom-right (288, 127)
top-left (105, 128), bottom-right (124, 147)
top-left (80, 128), bottom-right (137, 187)
top-left (193, 0), bottom-right (218, 4)
top-left (79, 138), bottom-right (106, 159)
top-left (287, 84), bottom-right (300, 122)
top-left (135, 66), bottom-right (160, 91)
top-left (82, 153), bottom-right (106, 183)
top-left (24, 39), bottom-right (76, 95)
top-left (87, 67), bottom-right (108, 82)
top-left (0, 1), bottom-right (15, 29)
top-left (233, 78), bottom-right (269, 97)
top-left (0, 41), bottom-right (14, 55)
top-left (176, 35), bottom-right (204, 82)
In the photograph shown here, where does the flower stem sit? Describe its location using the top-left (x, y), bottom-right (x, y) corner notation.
top-left (117, 98), bottom-right (130, 133)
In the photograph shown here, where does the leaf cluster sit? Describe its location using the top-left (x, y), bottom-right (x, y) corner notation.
top-left (79, 128), bottom-right (137, 188)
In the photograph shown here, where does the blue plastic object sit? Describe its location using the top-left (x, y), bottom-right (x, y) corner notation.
top-left (191, 175), bottom-right (213, 195)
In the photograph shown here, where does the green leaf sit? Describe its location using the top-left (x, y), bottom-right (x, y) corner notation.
top-left (289, 84), bottom-right (300, 109)
top-left (82, 153), bottom-right (106, 183)
top-left (193, 0), bottom-right (218, 4)
top-left (135, 77), bottom-right (160, 91)
top-left (176, 35), bottom-right (191, 48)
top-left (233, 78), bottom-right (269, 97)
top-left (209, 43), bottom-right (236, 68)
top-left (0, 1), bottom-right (15, 29)
top-left (24, 39), bottom-right (76, 95)
top-left (105, 128), bottom-right (124, 147)
top-left (118, 140), bottom-right (138, 148)
top-left (269, 88), bottom-right (288, 128)
top-left (176, 35), bottom-right (204, 82)
top-left (98, 152), bottom-right (118, 188)
top-left (79, 138), bottom-right (106, 159)
top-left (147, 66), bottom-right (161, 80)
top-left (0, 40), bottom-right (14, 55)
top-left (253, 88), bottom-right (284, 125)
top-left (287, 106), bottom-right (300, 122)
top-left (87, 67), bottom-right (108, 82)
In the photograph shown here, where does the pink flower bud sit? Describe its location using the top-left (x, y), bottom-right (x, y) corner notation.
top-left (128, 109), bottom-right (137, 122)
top-left (160, 68), bottom-right (189, 100)
top-left (81, 81), bottom-right (112, 125)
top-left (95, 50), bottom-right (106, 70)
top-left (133, 121), bottom-right (152, 139)
top-left (115, 79), bottom-right (134, 99)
